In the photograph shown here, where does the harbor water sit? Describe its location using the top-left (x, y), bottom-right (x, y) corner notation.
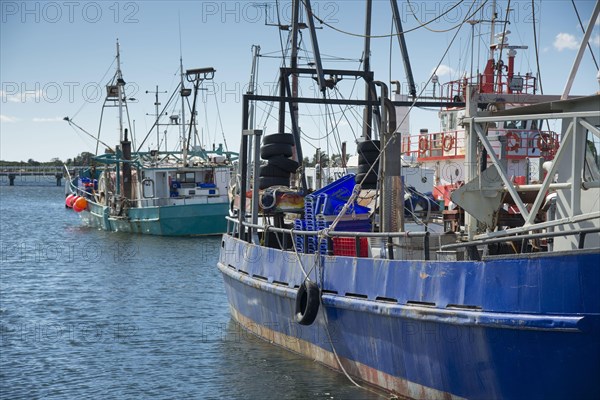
top-left (0, 183), bottom-right (383, 399)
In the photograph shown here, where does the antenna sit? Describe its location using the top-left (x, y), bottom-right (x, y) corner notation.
top-left (145, 86), bottom-right (168, 151)
top-left (178, 12), bottom-right (188, 162)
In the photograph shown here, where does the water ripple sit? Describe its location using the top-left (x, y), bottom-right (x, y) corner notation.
top-left (1, 186), bottom-right (383, 399)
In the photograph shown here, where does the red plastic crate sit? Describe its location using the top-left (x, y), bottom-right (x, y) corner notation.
top-left (332, 237), bottom-right (369, 257)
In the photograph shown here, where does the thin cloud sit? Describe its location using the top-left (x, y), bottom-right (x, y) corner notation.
top-left (431, 65), bottom-right (455, 78)
top-left (591, 34), bottom-right (600, 47)
top-left (553, 33), bottom-right (579, 51)
top-left (582, 15), bottom-right (600, 28)
top-left (0, 90), bottom-right (22, 103)
top-left (0, 89), bottom-right (45, 103)
top-left (32, 117), bottom-right (63, 122)
top-left (0, 114), bottom-right (18, 123)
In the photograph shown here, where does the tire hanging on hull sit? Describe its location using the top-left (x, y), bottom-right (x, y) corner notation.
top-left (295, 280), bottom-right (320, 326)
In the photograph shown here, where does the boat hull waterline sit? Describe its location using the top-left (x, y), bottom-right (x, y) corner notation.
top-left (78, 200), bottom-right (229, 236)
top-left (218, 234), bottom-right (600, 399)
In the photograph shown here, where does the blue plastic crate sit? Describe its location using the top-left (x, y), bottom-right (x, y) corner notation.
top-left (294, 219), bottom-right (305, 252)
top-left (304, 196), bottom-right (316, 221)
top-left (318, 195), bottom-right (371, 216)
top-left (315, 215), bottom-right (372, 233)
top-left (318, 237), bottom-right (328, 255)
top-left (308, 173), bottom-right (356, 202)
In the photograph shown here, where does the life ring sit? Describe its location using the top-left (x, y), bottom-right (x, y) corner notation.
top-left (295, 280), bottom-right (320, 326)
top-left (418, 136), bottom-right (429, 155)
top-left (506, 131), bottom-right (520, 151)
top-left (537, 133), bottom-right (555, 152)
top-left (442, 135), bottom-right (454, 152)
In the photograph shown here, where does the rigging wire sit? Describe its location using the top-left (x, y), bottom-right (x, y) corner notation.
top-left (259, 53), bottom-right (360, 63)
top-left (94, 98), bottom-right (108, 155)
top-left (571, 0), bottom-right (599, 70)
top-left (531, 0), bottom-right (544, 94)
top-left (202, 93), bottom-right (210, 148)
top-left (137, 82), bottom-right (182, 151)
top-left (305, 0), bottom-right (466, 38)
top-left (406, 0), bottom-right (467, 33)
top-left (323, 94), bottom-right (342, 167)
top-left (71, 56), bottom-right (117, 121)
top-left (332, 89), bottom-right (360, 142)
top-left (213, 85), bottom-right (229, 152)
top-left (510, 11), bottom-right (533, 75)
top-left (257, 31), bottom-right (292, 131)
top-left (65, 118), bottom-right (114, 152)
top-left (496, 0), bottom-right (512, 93)
top-left (330, 0), bottom-right (487, 226)
top-left (275, 0), bottom-right (288, 68)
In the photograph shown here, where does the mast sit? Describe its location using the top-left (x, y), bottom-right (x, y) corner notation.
top-left (290, 0), bottom-right (300, 115)
top-left (390, 0), bottom-right (416, 98)
top-left (304, 0), bottom-right (326, 93)
top-left (180, 55), bottom-right (188, 162)
top-left (489, 0), bottom-right (496, 61)
top-left (116, 40), bottom-right (125, 143)
top-left (480, 0), bottom-right (498, 93)
top-left (363, 0), bottom-right (373, 139)
top-left (153, 85), bottom-right (160, 151)
top-left (248, 45), bottom-right (261, 130)
top-left (247, 45), bottom-right (261, 194)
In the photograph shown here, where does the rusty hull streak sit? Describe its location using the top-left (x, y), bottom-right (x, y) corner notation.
top-left (229, 307), bottom-right (466, 400)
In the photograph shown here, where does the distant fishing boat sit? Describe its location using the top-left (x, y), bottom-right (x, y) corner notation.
top-left (218, 1), bottom-right (600, 398)
top-left (64, 41), bottom-right (237, 236)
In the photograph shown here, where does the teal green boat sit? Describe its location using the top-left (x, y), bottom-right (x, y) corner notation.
top-left (65, 41), bottom-right (237, 236)
top-left (66, 148), bottom-right (235, 236)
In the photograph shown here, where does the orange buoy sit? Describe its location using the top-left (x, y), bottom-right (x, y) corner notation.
top-left (73, 197), bottom-right (88, 212)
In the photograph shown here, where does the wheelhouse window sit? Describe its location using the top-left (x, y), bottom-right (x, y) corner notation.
top-left (177, 172), bottom-right (196, 183)
top-left (505, 120), bottom-right (527, 130)
top-left (583, 129), bottom-right (600, 182)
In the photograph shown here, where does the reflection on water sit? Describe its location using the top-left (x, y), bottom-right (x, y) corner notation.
top-left (0, 186), bottom-right (384, 399)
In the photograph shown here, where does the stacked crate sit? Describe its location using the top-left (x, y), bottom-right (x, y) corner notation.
top-left (293, 219), bottom-right (306, 252)
top-left (297, 174), bottom-right (372, 255)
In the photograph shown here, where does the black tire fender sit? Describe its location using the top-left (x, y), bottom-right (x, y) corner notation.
top-left (268, 155), bottom-right (300, 173)
top-left (295, 280), bottom-right (320, 326)
top-left (263, 133), bottom-right (295, 146)
top-left (358, 162), bottom-right (379, 174)
top-left (260, 143), bottom-right (293, 159)
top-left (356, 140), bottom-right (380, 153)
top-left (355, 172), bottom-right (378, 185)
top-left (259, 164), bottom-right (290, 178)
top-left (358, 149), bottom-right (379, 164)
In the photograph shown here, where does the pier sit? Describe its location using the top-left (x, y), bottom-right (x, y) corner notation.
top-left (0, 166), bottom-right (83, 186)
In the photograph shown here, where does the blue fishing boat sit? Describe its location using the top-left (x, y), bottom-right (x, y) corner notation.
top-left (65, 41), bottom-right (237, 236)
top-left (218, 1), bottom-right (600, 398)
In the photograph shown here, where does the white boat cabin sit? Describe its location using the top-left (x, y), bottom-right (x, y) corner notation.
top-left (403, 109), bottom-right (559, 191)
top-left (137, 165), bottom-right (231, 207)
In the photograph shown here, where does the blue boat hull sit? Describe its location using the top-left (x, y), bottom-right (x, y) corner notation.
top-left (218, 234), bottom-right (600, 399)
top-left (78, 200), bottom-right (229, 236)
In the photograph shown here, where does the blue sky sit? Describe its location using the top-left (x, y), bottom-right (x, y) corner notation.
top-left (1, 0), bottom-right (599, 162)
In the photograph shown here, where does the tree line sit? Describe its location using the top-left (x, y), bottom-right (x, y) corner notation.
top-left (0, 152), bottom-right (96, 167)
